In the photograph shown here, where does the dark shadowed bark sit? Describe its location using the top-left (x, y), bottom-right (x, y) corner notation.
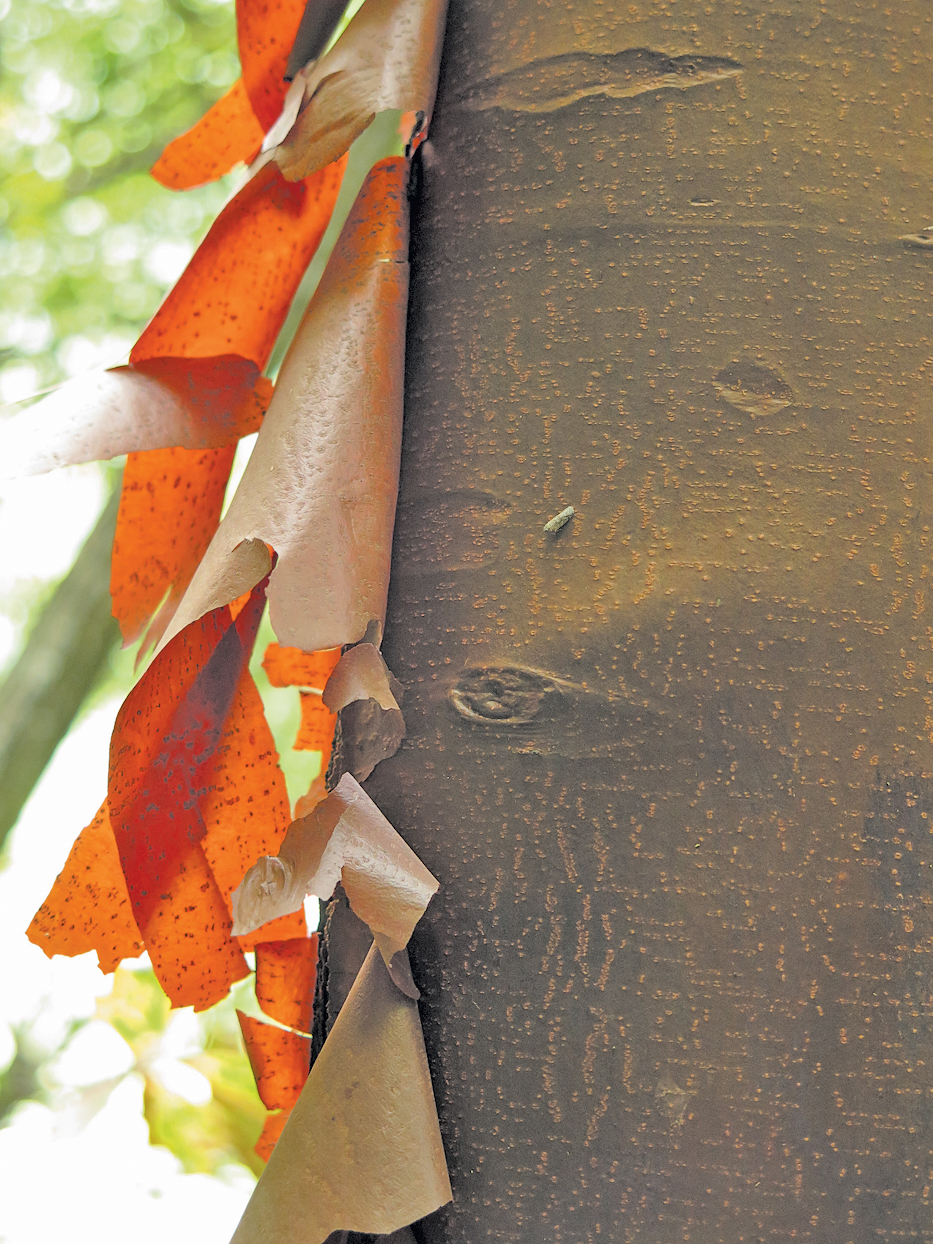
top-left (363, 1), bottom-right (933, 1239)
top-left (0, 481), bottom-right (121, 851)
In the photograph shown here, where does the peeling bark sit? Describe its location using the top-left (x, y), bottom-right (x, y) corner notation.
top-left (368, 1), bottom-right (933, 1239)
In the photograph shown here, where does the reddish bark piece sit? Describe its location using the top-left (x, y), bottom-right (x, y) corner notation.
top-left (111, 444), bottom-right (236, 650)
top-left (201, 667), bottom-right (306, 947)
top-left (0, 356), bottom-right (269, 480)
top-left (255, 935), bottom-right (317, 1031)
top-left (261, 642), bottom-right (341, 689)
top-left (109, 589), bottom-right (266, 934)
top-left (237, 0), bottom-right (309, 130)
top-left (161, 159), bottom-right (410, 654)
top-left (275, 0), bottom-right (448, 180)
top-left (295, 692), bottom-right (337, 759)
top-left (151, 79), bottom-right (264, 191)
top-left (146, 840), bottom-right (250, 1011)
top-left (254, 1109), bottom-right (288, 1161)
top-left (237, 1011), bottom-right (310, 1110)
top-left (26, 801), bottom-right (144, 975)
top-left (132, 157), bottom-right (346, 370)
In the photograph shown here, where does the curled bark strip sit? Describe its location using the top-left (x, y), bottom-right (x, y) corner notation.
top-left (273, 0), bottom-right (448, 180)
top-left (132, 159), bottom-right (345, 371)
top-left (110, 590), bottom-right (265, 925)
top-left (262, 643), bottom-right (341, 690)
top-left (230, 946), bottom-right (451, 1244)
top-left (111, 444), bottom-right (236, 650)
top-left (0, 357), bottom-right (270, 479)
top-left (237, 1011), bottom-right (311, 1110)
top-left (201, 668), bottom-right (307, 948)
top-left (26, 800), bottom-right (144, 975)
top-left (144, 840), bottom-right (250, 1012)
top-left (254, 1109), bottom-right (288, 1162)
top-left (237, 0), bottom-right (309, 130)
top-left (255, 936), bottom-right (318, 1031)
top-left (151, 79), bottom-right (264, 190)
top-left (160, 159), bottom-right (410, 655)
top-left (231, 773), bottom-right (438, 993)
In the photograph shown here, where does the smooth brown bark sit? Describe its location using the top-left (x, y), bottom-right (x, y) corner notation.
top-left (365, 1), bottom-right (933, 1240)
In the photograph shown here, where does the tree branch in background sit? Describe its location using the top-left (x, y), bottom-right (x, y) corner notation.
top-left (0, 481), bottom-right (121, 852)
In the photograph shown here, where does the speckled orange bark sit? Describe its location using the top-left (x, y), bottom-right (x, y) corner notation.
top-left (110, 444), bottom-right (236, 650)
top-left (146, 841), bottom-right (250, 1011)
top-left (151, 79), bottom-right (265, 191)
top-left (132, 159), bottom-right (346, 370)
top-left (295, 692), bottom-right (338, 759)
top-left (237, 1011), bottom-right (310, 1110)
top-left (108, 592), bottom-right (265, 1008)
top-left (255, 936), bottom-right (317, 1031)
top-left (237, 0), bottom-right (309, 130)
top-left (201, 666), bottom-right (306, 947)
top-left (253, 1107), bottom-right (288, 1162)
top-left (26, 801), bottom-right (144, 974)
top-left (261, 642), bottom-right (341, 690)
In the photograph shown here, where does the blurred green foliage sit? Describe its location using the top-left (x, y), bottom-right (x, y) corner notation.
top-left (99, 967), bottom-right (267, 1175)
top-left (0, 0), bottom-right (241, 403)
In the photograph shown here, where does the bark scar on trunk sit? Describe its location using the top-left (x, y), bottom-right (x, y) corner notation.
top-left (457, 49), bottom-right (743, 114)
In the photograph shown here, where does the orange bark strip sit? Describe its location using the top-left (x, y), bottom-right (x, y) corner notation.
top-left (26, 801), bottom-right (144, 975)
top-left (254, 1109), bottom-right (288, 1161)
top-left (132, 157), bottom-right (346, 371)
top-left (146, 840), bottom-right (250, 1011)
top-left (201, 667), bottom-right (306, 948)
top-left (237, 0), bottom-right (308, 130)
top-left (237, 1011), bottom-right (310, 1110)
top-left (295, 691), bottom-right (337, 759)
top-left (109, 594), bottom-right (265, 915)
top-left (151, 79), bottom-right (264, 191)
top-left (261, 642), bottom-right (341, 689)
top-left (108, 594), bottom-right (265, 1008)
top-left (110, 444), bottom-right (236, 649)
top-left (255, 935), bottom-right (317, 1031)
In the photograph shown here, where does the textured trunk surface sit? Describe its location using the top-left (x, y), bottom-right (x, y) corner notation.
top-left (368, 2), bottom-right (933, 1239)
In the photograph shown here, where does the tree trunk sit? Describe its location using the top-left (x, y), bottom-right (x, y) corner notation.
top-left (369, 2), bottom-right (933, 1238)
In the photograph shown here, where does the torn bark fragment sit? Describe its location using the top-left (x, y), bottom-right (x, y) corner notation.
top-left (26, 800), bottom-right (144, 974)
top-left (110, 444), bottom-right (236, 651)
top-left (159, 159), bottom-right (410, 655)
top-left (230, 946), bottom-right (451, 1244)
top-left (0, 357), bottom-right (269, 479)
top-left (201, 668), bottom-right (307, 947)
top-left (237, 0), bottom-right (309, 129)
top-left (151, 80), bottom-right (265, 190)
top-left (237, 1011), bottom-right (310, 1110)
top-left (324, 643), bottom-right (406, 782)
top-left (231, 772), bottom-right (438, 992)
top-left (273, 0), bottom-right (449, 180)
top-left (132, 159), bottom-right (345, 371)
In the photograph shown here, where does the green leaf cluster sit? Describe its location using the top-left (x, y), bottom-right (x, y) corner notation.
top-left (0, 0), bottom-right (241, 401)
